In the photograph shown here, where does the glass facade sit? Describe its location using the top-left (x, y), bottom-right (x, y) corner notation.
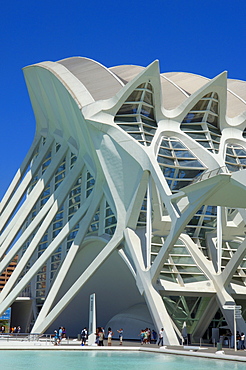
top-left (181, 93), bottom-right (221, 153)
top-left (151, 237), bottom-right (208, 285)
top-left (225, 144), bottom-right (246, 172)
top-left (157, 136), bottom-right (206, 191)
top-left (115, 83), bottom-right (157, 146)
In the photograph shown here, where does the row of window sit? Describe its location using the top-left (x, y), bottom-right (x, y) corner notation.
top-left (115, 83), bottom-right (157, 147)
top-left (115, 86), bottom-right (246, 181)
top-left (23, 139), bottom-right (118, 299)
top-left (151, 237), bottom-right (207, 285)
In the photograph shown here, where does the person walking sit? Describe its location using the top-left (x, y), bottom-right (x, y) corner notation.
top-left (157, 328), bottom-right (164, 346)
top-left (53, 330), bottom-right (59, 345)
top-left (81, 327), bottom-right (87, 346)
top-left (58, 327), bottom-right (63, 343)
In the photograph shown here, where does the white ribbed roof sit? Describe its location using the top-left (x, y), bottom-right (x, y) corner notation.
top-left (55, 58), bottom-right (245, 117)
top-left (110, 66), bottom-right (246, 117)
top-left (58, 57), bottom-right (124, 101)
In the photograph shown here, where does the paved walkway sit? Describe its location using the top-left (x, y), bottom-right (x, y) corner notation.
top-left (0, 338), bottom-right (246, 362)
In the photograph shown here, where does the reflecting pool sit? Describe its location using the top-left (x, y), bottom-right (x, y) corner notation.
top-left (0, 350), bottom-right (244, 370)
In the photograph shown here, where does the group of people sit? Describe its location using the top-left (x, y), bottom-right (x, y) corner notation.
top-left (54, 326), bottom-right (66, 345)
top-left (0, 326), bottom-right (21, 334)
top-left (221, 330), bottom-right (245, 350)
top-left (236, 331), bottom-right (245, 350)
top-left (139, 328), bottom-right (157, 344)
top-left (9, 326), bottom-right (21, 334)
top-left (95, 327), bottom-right (123, 346)
top-left (50, 323), bottom-right (246, 350)
top-left (80, 327), bottom-right (123, 346)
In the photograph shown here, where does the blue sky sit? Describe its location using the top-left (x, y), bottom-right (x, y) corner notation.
top-left (0, 0), bottom-right (245, 199)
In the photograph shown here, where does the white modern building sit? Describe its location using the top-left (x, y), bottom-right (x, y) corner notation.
top-left (0, 57), bottom-right (246, 344)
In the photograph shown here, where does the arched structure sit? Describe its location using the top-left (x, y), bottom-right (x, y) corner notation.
top-left (0, 57), bottom-right (246, 344)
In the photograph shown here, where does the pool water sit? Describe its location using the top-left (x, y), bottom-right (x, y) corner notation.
top-left (0, 350), bottom-right (244, 370)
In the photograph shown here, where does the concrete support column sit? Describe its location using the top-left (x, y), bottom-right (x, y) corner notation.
top-left (0, 159), bottom-right (82, 300)
top-left (124, 228), bottom-right (179, 345)
top-left (0, 138), bottom-right (63, 253)
top-left (146, 178), bottom-right (152, 268)
top-left (0, 136), bottom-right (53, 233)
top-left (0, 136), bottom-right (40, 214)
top-left (217, 206), bottom-right (222, 273)
top-left (0, 182), bottom-right (102, 316)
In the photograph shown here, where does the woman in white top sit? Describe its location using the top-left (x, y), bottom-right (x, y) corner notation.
top-left (107, 327), bottom-right (114, 346)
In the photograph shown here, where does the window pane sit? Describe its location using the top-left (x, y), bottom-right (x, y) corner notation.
top-left (207, 114), bottom-right (218, 126)
top-left (191, 100), bottom-right (209, 111)
top-left (183, 113), bottom-right (204, 123)
top-left (143, 92), bottom-right (153, 105)
top-left (126, 90), bottom-right (143, 102)
top-left (117, 104), bottom-right (138, 115)
top-left (141, 105), bottom-right (154, 119)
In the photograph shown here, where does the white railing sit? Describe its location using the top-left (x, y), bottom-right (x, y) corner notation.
top-left (192, 166), bottom-right (230, 184)
top-left (0, 333), bottom-right (53, 344)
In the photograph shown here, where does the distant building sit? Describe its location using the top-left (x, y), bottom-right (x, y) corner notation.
top-left (0, 257), bottom-right (17, 291)
top-left (0, 57), bottom-right (246, 343)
